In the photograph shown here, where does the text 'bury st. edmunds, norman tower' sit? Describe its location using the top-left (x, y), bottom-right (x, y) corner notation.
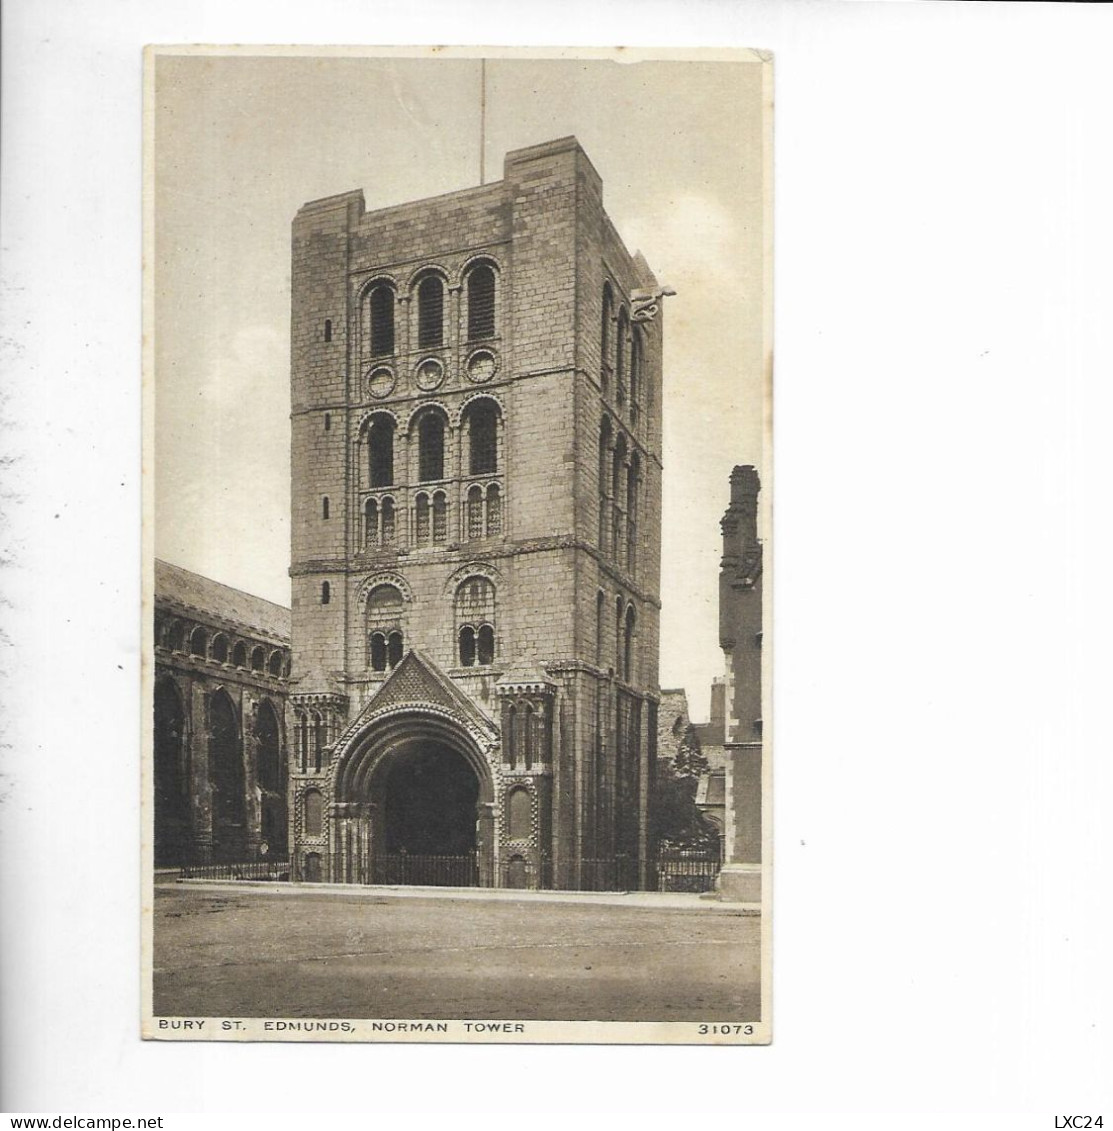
top-left (288, 138), bottom-right (665, 891)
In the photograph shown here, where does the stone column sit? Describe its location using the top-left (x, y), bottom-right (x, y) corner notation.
top-left (189, 681), bottom-right (213, 862)
top-left (448, 283), bottom-right (462, 358)
top-left (718, 742), bottom-right (762, 902)
top-left (397, 293), bottom-right (410, 358)
top-left (476, 801), bottom-right (498, 888)
top-left (243, 694), bottom-right (262, 857)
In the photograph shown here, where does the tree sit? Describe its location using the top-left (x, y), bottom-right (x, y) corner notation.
top-left (650, 725), bottom-right (719, 853)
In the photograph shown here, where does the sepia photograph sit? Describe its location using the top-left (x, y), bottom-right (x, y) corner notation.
top-left (144, 46), bottom-right (771, 1044)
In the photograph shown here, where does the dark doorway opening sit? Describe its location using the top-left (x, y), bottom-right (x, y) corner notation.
top-left (383, 741), bottom-right (478, 855)
top-left (373, 741), bottom-right (480, 886)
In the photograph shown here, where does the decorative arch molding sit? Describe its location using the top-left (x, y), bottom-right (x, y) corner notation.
top-left (206, 684), bottom-right (241, 720)
top-left (404, 399), bottom-right (453, 436)
top-left (355, 272), bottom-right (400, 301)
top-left (332, 704), bottom-right (501, 806)
top-left (405, 262), bottom-right (452, 291)
top-left (455, 389), bottom-right (506, 427)
top-left (355, 571), bottom-right (414, 607)
top-left (442, 560), bottom-right (504, 597)
top-left (356, 406), bottom-right (400, 434)
top-left (154, 670), bottom-right (188, 711)
top-left (252, 693), bottom-right (284, 729)
top-left (456, 252), bottom-right (504, 286)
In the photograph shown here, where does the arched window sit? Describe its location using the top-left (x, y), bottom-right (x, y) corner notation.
top-left (324, 319), bottom-right (332, 343)
top-left (299, 713), bottom-right (308, 773)
top-left (189, 626), bottom-right (207, 657)
top-left (612, 433), bottom-right (627, 561)
top-left (433, 492), bottom-right (447, 542)
top-left (364, 497), bottom-right (378, 546)
top-left (627, 451), bottom-right (640, 573)
top-left (596, 589), bottom-right (605, 663)
top-left (455, 576), bottom-right (496, 667)
top-left (459, 625), bottom-right (476, 667)
top-left (322, 496), bottom-right (330, 520)
top-left (464, 399), bottom-right (498, 475)
top-left (524, 704), bottom-right (535, 769)
top-left (211, 634), bottom-right (229, 664)
top-left (506, 704), bottom-right (517, 768)
top-left (477, 624), bottom-right (495, 666)
top-left (616, 307), bottom-right (629, 403)
top-left (381, 497), bottom-right (395, 543)
top-left (320, 582), bottom-right (330, 606)
top-left (368, 284), bottom-right (395, 356)
top-left (251, 645), bottom-right (266, 672)
top-left (467, 484), bottom-right (484, 540)
top-left (304, 789), bottom-right (323, 837)
top-left (466, 264), bottom-right (496, 341)
top-left (208, 689), bottom-right (245, 862)
top-left (232, 640), bottom-right (247, 668)
top-left (418, 414), bottom-right (445, 482)
top-left (508, 787), bottom-right (531, 840)
top-left (267, 651), bottom-right (282, 676)
top-left (624, 606), bottom-right (636, 685)
top-left (486, 484), bottom-right (501, 536)
top-left (166, 620), bottom-right (185, 652)
top-left (367, 415), bottom-right (395, 488)
top-left (598, 417), bottom-right (613, 553)
top-left (415, 493), bottom-right (430, 545)
top-left (367, 584), bottom-right (404, 671)
top-left (255, 699), bottom-right (283, 794)
top-left (312, 713), bottom-right (324, 773)
top-left (615, 596), bottom-right (625, 678)
top-left (601, 282), bottom-right (614, 395)
top-left (417, 275), bottom-right (444, 349)
top-left (630, 329), bottom-right (643, 425)
top-left (154, 678), bottom-right (188, 866)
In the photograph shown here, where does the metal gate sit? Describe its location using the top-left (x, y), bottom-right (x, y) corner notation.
top-left (370, 852), bottom-right (479, 887)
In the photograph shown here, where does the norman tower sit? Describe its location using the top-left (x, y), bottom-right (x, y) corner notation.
top-left (287, 137), bottom-right (663, 890)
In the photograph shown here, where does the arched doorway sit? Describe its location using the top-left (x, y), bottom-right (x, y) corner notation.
top-left (209, 689), bottom-right (246, 862)
top-left (154, 679), bottom-right (189, 865)
top-left (373, 740), bottom-right (480, 886)
top-left (255, 699), bottom-right (287, 857)
top-left (382, 741), bottom-right (479, 855)
top-left (333, 710), bottom-right (495, 887)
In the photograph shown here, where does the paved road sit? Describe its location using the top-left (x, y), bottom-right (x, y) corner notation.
top-left (153, 883), bottom-right (760, 1022)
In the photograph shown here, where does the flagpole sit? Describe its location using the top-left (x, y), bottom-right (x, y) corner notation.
top-left (479, 58), bottom-right (486, 185)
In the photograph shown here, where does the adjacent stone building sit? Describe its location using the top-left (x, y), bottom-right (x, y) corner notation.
top-left (716, 465), bottom-right (764, 901)
top-left (287, 137), bottom-right (664, 890)
top-left (153, 560), bottom-right (292, 866)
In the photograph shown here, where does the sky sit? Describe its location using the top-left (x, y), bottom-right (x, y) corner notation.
top-left (153, 49), bottom-right (768, 721)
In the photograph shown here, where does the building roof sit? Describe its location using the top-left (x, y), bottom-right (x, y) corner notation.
top-left (154, 560), bottom-right (291, 642)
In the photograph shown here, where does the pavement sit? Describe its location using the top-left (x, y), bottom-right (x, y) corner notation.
top-left (169, 877), bottom-right (761, 913)
top-left (153, 880), bottom-right (761, 1022)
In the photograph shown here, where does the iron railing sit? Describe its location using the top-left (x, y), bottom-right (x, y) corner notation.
top-left (656, 852), bottom-right (721, 893)
top-left (370, 852), bottom-right (479, 887)
top-left (179, 859), bottom-right (291, 882)
top-left (498, 854), bottom-right (553, 890)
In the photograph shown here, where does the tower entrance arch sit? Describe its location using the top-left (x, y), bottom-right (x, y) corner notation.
top-left (329, 706), bottom-right (498, 887)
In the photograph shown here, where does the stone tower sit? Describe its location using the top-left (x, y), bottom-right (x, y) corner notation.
top-left (717, 465), bottom-right (763, 901)
top-left (287, 138), bottom-right (664, 890)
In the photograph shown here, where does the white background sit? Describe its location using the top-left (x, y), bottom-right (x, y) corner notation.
top-left (2, 0), bottom-right (1112, 1120)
